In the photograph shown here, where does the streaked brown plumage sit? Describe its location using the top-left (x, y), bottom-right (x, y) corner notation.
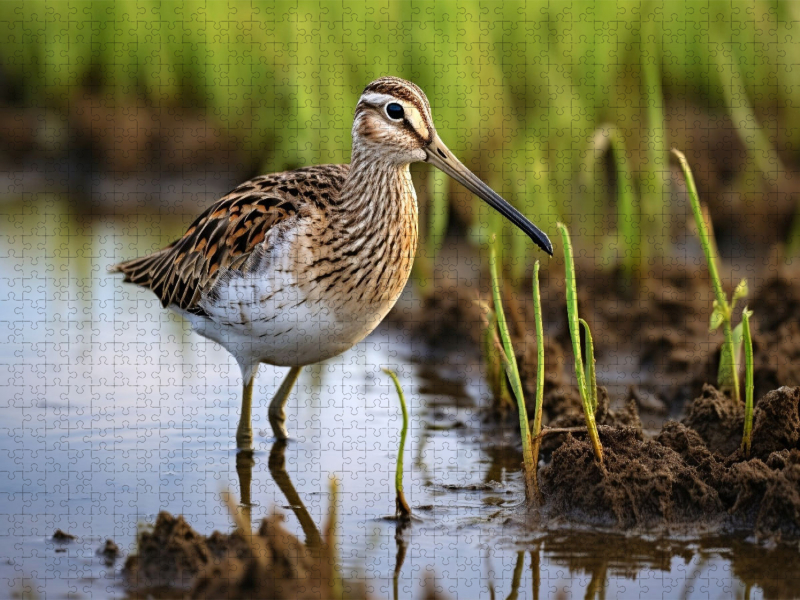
top-left (112, 76), bottom-right (551, 448)
top-left (114, 165), bottom-right (349, 315)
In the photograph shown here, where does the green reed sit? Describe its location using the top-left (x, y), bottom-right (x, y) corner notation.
top-left (579, 318), bottom-right (598, 414)
top-left (383, 368), bottom-right (411, 520)
top-left (557, 223), bottom-right (603, 464)
top-left (489, 242), bottom-right (537, 504)
top-left (741, 308), bottom-right (755, 457)
top-left (529, 260), bottom-right (545, 504)
top-left (673, 149), bottom-right (748, 400)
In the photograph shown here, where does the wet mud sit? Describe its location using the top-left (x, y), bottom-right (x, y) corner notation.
top-left (395, 250), bottom-right (800, 540)
top-left (119, 258), bottom-right (800, 599)
top-left (124, 511), bottom-right (365, 599)
top-left (539, 385), bottom-right (800, 538)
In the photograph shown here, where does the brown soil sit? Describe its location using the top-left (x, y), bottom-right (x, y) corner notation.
top-left (394, 242), bottom-right (800, 538)
top-left (52, 529), bottom-right (76, 542)
top-left (539, 386), bottom-right (800, 538)
top-left (97, 539), bottom-right (120, 566)
top-left (124, 511), bottom-right (365, 599)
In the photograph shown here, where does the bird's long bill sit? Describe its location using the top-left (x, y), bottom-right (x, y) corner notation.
top-left (425, 136), bottom-right (553, 256)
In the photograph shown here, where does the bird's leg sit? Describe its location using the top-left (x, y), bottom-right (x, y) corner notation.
top-left (236, 374), bottom-right (255, 450)
top-left (268, 366), bottom-right (303, 441)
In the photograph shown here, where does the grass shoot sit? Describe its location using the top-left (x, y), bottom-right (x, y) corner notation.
top-left (557, 222), bottom-right (604, 464)
top-left (741, 308), bottom-right (755, 457)
top-left (482, 305), bottom-right (514, 412)
top-left (488, 241), bottom-right (537, 504)
top-left (529, 260), bottom-right (546, 504)
top-left (383, 368), bottom-right (412, 520)
top-left (590, 125), bottom-right (640, 285)
top-left (672, 149), bottom-right (748, 400)
top-left (579, 319), bottom-right (598, 414)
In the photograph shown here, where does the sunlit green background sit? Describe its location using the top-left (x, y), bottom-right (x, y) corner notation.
top-left (1, 0), bottom-right (798, 276)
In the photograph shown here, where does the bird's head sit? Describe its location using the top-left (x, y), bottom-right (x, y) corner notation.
top-left (352, 77), bottom-right (553, 255)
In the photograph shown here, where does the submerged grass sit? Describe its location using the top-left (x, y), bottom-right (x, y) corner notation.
top-left (673, 149), bottom-right (748, 401)
top-left (488, 242), bottom-right (537, 505)
top-left (557, 222), bottom-right (603, 464)
top-left (383, 368), bottom-right (411, 520)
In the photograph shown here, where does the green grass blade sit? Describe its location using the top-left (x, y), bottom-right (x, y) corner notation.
top-left (710, 26), bottom-right (784, 186)
top-left (610, 130), bottom-right (639, 283)
top-left (382, 368), bottom-right (411, 520)
top-left (641, 8), bottom-right (668, 260)
top-left (673, 149), bottom-right (739, 399)
top-left (530, 260), bottom-right (545, 504)
top-left (489, 243), bottom-right (537, 504)
top-left (741, 309), bottom-right (755, 457)
top-left (557, 223), bottom-right (603, 464)
top-left (482, 306), bottom-right (513, 411)
top-left (672, 150), bottom-right (726, 304)
top-left (426, 165), bottom-right (450, 261)
top-left (558, 224), bottom-right (587, 398)
top-left (579, 318), bottom-right (598, 414)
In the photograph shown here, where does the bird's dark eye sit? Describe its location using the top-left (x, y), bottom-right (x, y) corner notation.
top-left (386, 102), bottom-right (404, 120)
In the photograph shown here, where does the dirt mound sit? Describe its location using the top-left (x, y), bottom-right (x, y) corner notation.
top-left (537, 386), bottom-right (643, 456)
top-left (540, 427), bottom-right (723, 529)
top-left (539, 387), bottom-right (800, 538)
top-left (682, 384), bottom-right (744, 456)
top-left (124, 511), bottom-right (365, 599)
top-left (750, 387), bottom-right (800, 458)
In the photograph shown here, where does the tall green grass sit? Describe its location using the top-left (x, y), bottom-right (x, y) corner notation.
top-left (529, 260), bottom-right (546, 504)
top-left (558, 223), bottom-right (604, 464)
top-left (741, 308), bottom-right (755, 457)
top-left (673, 149), bottom-right (749, 400)
top-left (2, 1), bottom-right (796, 270)
top-left (383, 368), bottom-right (411, 520)
top-left (489, 242), bottom-right (537, 505)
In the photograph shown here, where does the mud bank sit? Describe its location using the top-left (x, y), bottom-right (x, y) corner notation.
top-left (124, 511), bottom-right (365, 599)
top-left (539, 386), bottom-right (800, 538)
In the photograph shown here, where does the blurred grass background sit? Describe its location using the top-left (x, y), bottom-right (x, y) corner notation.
top-left (1, 0), bottom-right (798, 282)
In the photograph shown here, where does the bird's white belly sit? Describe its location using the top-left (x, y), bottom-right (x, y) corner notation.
top-left (181, 259), bottom-right (391, 368)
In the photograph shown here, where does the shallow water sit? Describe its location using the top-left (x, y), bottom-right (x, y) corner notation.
top-left (0, 197), bottom-right (794, 599)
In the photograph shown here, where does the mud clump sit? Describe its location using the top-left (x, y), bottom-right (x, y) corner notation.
top-left (52, 529), bottom-right (76, 542)
top-left (682, 384), bottom-right (744, 456)
top-left (540, 427), bottom-right (723, 529)
top-left (97, 539), bottom-right (120, 566)
top-left (124, 511), bottom-right (364, 599)
top-left (538, 386), bottom-right (643, 457)
top-left (750, 387), bottom-right (800, 458)
top-left (539, 386), bottom-right (800, 538)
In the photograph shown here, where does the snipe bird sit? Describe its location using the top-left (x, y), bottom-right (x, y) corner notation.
top-left (112, 77), bottom-right (553, 449)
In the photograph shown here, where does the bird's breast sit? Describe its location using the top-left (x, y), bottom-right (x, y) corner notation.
top-left (195, 208), bottom-right (417, 367)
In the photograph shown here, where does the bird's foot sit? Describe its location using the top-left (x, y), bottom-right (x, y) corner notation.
top-left (268, 407), bottom-right (289, 441)
top-left (236, 426), bottom-right (253, 450)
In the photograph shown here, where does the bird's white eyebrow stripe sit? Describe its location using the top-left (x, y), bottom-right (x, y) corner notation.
top-left (359, 93), bottom-right (398, 106)
top-left (358, 90), bottom-right (432, 141)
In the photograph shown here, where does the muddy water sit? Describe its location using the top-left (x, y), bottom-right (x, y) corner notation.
top-left (0, 197), bottom-right (790, 599)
